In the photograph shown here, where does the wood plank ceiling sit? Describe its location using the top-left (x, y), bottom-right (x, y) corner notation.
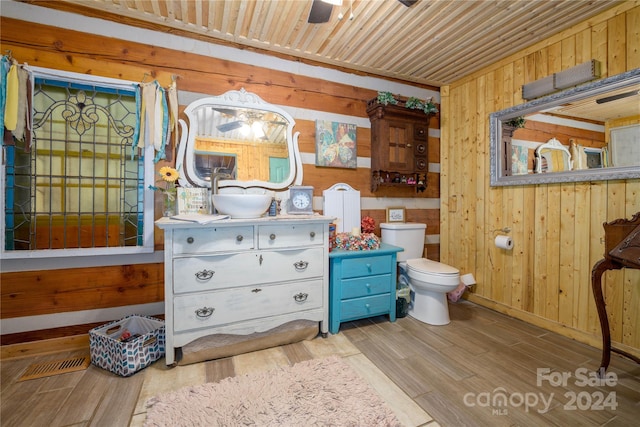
top-left (29, 0), bottom-right (625, 87)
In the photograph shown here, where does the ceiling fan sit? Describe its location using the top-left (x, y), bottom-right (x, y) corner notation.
top-left (216, 110), bottom-right (287, 140)
top-left (595, 90), bottom-right (639, 104)
top-left (308, 0), bottom-right (419, 24)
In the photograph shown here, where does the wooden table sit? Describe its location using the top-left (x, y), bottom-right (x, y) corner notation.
top-left (591, 212), bottom-right (640, 373)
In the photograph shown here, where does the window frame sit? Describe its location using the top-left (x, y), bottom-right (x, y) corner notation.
top-left (1, 67), bottom-right (156, 259)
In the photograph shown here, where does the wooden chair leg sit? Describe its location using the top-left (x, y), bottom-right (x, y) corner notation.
top-left (591, 258), bottom-right (615, 374)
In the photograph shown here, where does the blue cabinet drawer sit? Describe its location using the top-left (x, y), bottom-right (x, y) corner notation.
top-left (340, 275), bottom-right (392, 299)
top-left (340, 294), bottom-right (391, 321)
top-left (340, 255), bottom-right (394, 279)
top-left (328, 243), bottom-right (402, 334)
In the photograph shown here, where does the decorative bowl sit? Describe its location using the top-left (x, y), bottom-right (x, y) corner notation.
top-left (212, 193), bottom-right (272, 219)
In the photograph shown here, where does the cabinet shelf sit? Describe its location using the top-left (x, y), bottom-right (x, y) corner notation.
top-left (367, 98), bottom-right (435, 193)
top-left (371, 170), bottom-right (427, 192)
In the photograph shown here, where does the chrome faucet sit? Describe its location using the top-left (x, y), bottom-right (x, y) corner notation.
top-left (211, 167), bottom-right (232, 195)
top-left (211, 167), bottom-right (232, 214)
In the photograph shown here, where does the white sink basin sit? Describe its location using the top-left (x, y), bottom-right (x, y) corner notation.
top-left (212, 194), bottom-right (272, 219)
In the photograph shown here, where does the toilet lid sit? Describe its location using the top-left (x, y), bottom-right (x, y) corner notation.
top-left (406, 258), bottom-right (459, 276)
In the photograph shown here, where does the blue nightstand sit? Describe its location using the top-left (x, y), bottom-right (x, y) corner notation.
top-left (328, 243), bottom-right (403, 334)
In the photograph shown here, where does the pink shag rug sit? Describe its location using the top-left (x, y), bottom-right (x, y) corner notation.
top-left (144, 356), bottom-right (401, 427)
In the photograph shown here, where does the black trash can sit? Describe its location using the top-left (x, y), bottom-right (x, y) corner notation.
top-left (396, 284), bottom-right (410, 318)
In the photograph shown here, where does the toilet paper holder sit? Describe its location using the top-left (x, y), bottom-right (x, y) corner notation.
top-left (491, 227), bottom-right (511, 234)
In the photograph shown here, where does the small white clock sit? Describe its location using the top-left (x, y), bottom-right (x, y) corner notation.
top-left (288, 186), bottom-right (314, 214)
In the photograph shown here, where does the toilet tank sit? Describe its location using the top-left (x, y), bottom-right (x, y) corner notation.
top-left (380, 222), bottom-right (426, 262)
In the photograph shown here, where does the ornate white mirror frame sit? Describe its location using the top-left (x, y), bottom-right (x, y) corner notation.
top-left (490, 68), bottom-right (640, 186)
top-left (176, 88), bottom-right (303, 190)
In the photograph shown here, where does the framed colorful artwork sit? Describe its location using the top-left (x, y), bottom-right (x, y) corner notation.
top-left (511, 145), bottom-right (529, 175)
top-left (315, 120), bottom-right (357, 169)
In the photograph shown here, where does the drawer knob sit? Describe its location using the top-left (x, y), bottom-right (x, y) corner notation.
top-left (195, 307), bottom-right (215, 318)
top-left (366, 263), bottom-right (372, 272)
top-left (365, 303), bottom-right (371, 309)
top-left (236, 235), bottom-right (243, 242)
top-left (365, 283), bottom-right (371, 288)
top-left (270, 233), bottom-right (276, 240)
top-left (195, 269), bottom-right (215, 280)
top-left (310, 231), bottom-right (316, 238)
top-left (293, 260), bottom-right (309, 271)
top-left (187, 237), bottom-right (194, 244)
top-left (294, 292), bottom-right (308, 302)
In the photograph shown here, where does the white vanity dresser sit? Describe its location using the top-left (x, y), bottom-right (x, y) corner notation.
top-left (157, 215), bottom-right (332, 365)
top-left (158, 88), bottom-right (334, 365)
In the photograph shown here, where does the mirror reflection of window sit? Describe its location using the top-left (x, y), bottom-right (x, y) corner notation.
top-left (194, 152), bottom-right (236, 181)
top-left (610, 124), bottom-right (640, 167)
top-left (194, 137), bottom-right (289, 183)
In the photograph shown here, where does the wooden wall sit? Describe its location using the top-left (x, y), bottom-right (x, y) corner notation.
top-left (0, 14), bottom-right (439, 345)
top-left (441, 3), bottom-right (640, 358)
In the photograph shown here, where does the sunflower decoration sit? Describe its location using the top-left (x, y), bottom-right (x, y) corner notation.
top-left (159, 166), bottom-right (179, 183)
top-left (149, 166), bottom-right (180, 215)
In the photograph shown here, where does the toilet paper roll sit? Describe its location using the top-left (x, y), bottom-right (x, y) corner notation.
top-left (460, 273), bottom-right (476, 286)
top-left (495, 235), bottom-right (514, 250)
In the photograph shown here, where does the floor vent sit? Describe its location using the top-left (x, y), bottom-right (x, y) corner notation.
top-left (18, 355), bottom-right (91, 381)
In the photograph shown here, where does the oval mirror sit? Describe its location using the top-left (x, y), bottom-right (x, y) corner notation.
top-left (176, 88), bottom-right (302, 190)
top-left (490, 68), bottom-right (640, 186)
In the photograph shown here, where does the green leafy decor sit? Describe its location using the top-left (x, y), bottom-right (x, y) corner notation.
top-left (376, 91), bottom-right (398, 105)
top-left (377, 92), bottom-right (438, 115)
top-left (505, 116), bottom-right (526, 128)
top-left (421, 99), bottom-right (438, 115)
top-left (405, 97), bottom-right (423, 109)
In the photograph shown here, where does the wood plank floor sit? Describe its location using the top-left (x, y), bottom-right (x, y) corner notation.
top-left (1, 301), bottom-right (638, 426)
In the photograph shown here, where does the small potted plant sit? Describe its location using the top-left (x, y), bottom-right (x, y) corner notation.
top-left (504, 116), bottom-right (526, 129)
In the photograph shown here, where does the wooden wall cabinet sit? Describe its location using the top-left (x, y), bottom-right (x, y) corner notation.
top-left (500, 125), bottom-right (517, 178)
top-left (366, 99), bottom-right (432, 192)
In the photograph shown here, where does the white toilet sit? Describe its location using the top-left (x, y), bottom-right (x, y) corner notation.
top-left (380, 222), bottom-right (460, 325)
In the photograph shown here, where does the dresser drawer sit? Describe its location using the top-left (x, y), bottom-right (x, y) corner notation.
top-left (340, 255), bottom-right (394, 279)
top-left (173, 279), bottom-right (323, 332)
top-left (173, 247), bottom-right (324, 294)
top-left (339, 274), bottom-right (392, 299)
top-left (174, 252), bottom-right (262, 293)
top-left (258, 223), bottom-right (325, 249)
top-left (256, 247), bottom-right (324, 283)
top-left (339, 294), bottom-right (391, 321)
top-left (173, 226), bottom-right (254, 254)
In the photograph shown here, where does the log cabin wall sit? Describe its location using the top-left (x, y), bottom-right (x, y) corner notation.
top-left (441, 4), bottom-right (640, 359)
top-left (0, 5), bottom-right (440, 346)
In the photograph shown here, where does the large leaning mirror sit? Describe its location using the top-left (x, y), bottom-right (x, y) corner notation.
top-left (176, 88), bottom-right (302, 190)
top-left (490, 68), bottom-right (640, 186)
